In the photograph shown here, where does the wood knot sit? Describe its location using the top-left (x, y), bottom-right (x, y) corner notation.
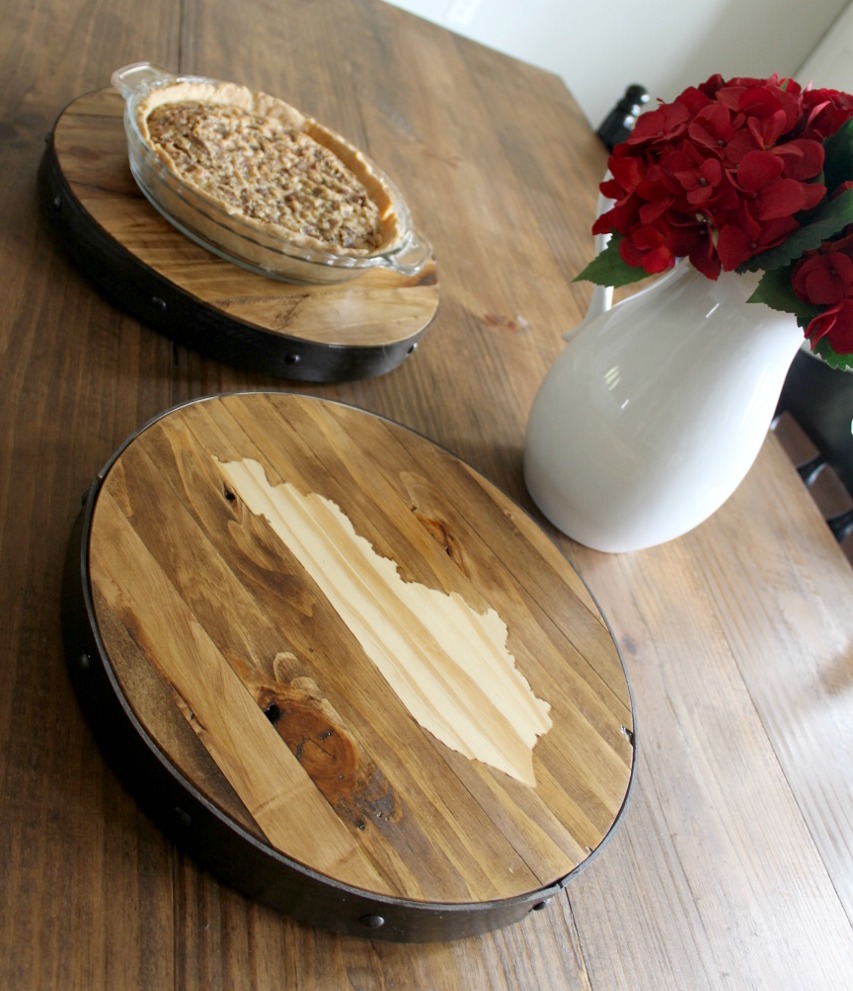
top-left (482, 313), bottom-right (529, 334)
top-left (412, 511), bottom-right (470, 576)
top-left (255, 675), bottom-right (401, 831)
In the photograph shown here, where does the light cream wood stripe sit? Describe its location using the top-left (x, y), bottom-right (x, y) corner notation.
top-left (218, 457), bottom-right (553, 788)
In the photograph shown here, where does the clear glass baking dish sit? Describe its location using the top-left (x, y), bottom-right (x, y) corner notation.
top-left (111, 62), bottom-right (432, 284)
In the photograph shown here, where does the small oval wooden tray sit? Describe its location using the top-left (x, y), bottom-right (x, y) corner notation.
top-left (39, 89), bottom-right (440, 382)
top-left (62, 392), bottom-right (635, 941)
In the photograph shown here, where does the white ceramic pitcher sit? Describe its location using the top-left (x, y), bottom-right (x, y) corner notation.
top-left (523, 257), bottom-right (804, 553)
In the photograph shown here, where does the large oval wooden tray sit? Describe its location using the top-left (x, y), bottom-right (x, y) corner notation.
top-left (39, 89), bottom-right (439, 382)
top-left (61, 392), bottom-right (635, 941)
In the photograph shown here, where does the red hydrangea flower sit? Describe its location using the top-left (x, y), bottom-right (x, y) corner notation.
top-left (792, 249), bottom-right (853, 305)
top-left (798, 298), bottom-right (853, 353)
top-left (792, 249), bottom-right (853, 353)
top-left (716, 208), bottom-right (799, 271)
top-left (583, 73), bottom-right (853, 363)
top-left (801, 87), bottom-right (853, 141)
top-left (595, 73), bottom-right (835, 278)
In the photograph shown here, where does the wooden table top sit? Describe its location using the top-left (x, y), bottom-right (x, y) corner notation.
top-left (1, 0), bottom-right (851, 986)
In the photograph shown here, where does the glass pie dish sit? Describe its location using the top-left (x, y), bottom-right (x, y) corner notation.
top-left (111, 62), bottom-right (432, 284)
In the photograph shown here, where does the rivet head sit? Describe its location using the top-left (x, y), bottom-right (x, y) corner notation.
top-left (284, 353), bottom-right (301, 365)
top-left (359, 914), bottom-right (385, 929)
top-left (172, 807), bottom-right (192, 828)
top-left (79, 653), bottom-right (91, 671)
top-left (407, 342), bottom-right (418, 354)
top-left (151, 297), bottom-right (167, 311)
top-left (532, 898), bottom-right (551, 912)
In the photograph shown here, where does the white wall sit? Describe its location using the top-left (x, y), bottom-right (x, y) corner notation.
top-left (799, 1), bottom-right (853, 90)
top-left (382, 0), bottom-right (850, 128)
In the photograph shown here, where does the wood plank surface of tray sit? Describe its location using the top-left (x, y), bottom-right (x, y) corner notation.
top-left (40, 89), bottom-right (439, 381)
top-left (63, 392), bottom-right (634, 941)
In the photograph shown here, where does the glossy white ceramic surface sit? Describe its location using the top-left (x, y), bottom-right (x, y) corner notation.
top-left (524, 262), bottom-right (804, 552)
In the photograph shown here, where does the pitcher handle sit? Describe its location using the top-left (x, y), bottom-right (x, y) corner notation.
top-left (588, 186), bottom-right (614, 319)
top-left (562, 182), bottom-right (614, 341)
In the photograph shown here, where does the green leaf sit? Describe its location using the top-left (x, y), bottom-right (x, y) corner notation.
top-left (812, 337), bottom-right (853, 370)
top-left (741, 187), bottom-right (853, 271)
top-left (822, 116), bottom-right (853, 193)
top-left (747, 267), bottom-right (810, 315)
top-left (750, 270), bottom-right (853, 369)
top-left (574, 235), bottom-right (651, 288)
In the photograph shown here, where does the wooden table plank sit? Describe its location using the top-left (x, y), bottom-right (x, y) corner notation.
top-left (693, 439), bottom-right (853, 919)
top-left (568, 439), bottom-right (853, 988)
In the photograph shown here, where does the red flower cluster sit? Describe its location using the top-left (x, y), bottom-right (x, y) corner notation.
top-left (595, 74), bottom-right (853, 280)
top-left (792, 236), bottom-right (853, 354)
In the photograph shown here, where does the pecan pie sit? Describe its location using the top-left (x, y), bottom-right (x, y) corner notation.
top-left (134, 79), bottom-right (401, 258)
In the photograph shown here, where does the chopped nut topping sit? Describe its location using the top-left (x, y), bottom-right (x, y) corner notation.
top-left (146, 101), bottom-right (383, 252)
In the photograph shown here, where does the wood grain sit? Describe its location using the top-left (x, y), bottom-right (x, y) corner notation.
top-left (85, 393), bottom-right (633, 909)
top-left (2, 0), bottom-right (851, 983)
